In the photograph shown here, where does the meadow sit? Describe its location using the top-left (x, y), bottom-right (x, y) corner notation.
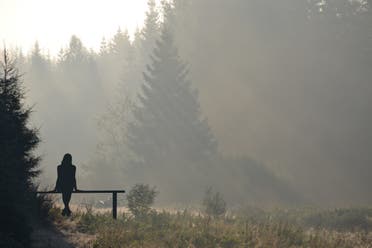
top-left (47, 205), bottom-right (372, 248)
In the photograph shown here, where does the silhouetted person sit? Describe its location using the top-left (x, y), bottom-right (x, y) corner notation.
top-left (54, 153), bottom-right (78, 216)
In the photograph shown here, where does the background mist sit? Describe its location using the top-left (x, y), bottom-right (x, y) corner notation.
top-left (9, 0), bottom-right (372, 206)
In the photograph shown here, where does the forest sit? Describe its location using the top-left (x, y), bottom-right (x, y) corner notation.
top-left (1, 0), bottom-right (372, 247)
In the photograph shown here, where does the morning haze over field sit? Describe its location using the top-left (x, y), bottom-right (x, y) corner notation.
top-left (1, 0), bottom-right (372, 247)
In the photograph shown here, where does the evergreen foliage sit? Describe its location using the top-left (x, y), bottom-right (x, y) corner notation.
top-left (110, 28), bottom-right (132, 58)
top-left (0, 49), bottom-right (40, 247)
top-left (138, 0), bottom-right (161, 66)
top-left (126, 26), bottom-right (217, 195)
top-left (26, 42), bottom-right (53, 115)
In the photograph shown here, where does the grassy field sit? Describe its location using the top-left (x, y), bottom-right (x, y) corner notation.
top-left (46, 205), bottom-right (372, 248)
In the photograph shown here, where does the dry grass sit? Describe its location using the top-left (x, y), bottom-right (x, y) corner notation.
top-left (33, 205), bottom-right (372, 248)
top-left (71, 206), bottom-right (372, 248)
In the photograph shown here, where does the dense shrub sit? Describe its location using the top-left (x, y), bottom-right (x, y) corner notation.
top-left (202, 187), bottom-right (227, 218)
top-left (127, 184), bottom-right (158, 219)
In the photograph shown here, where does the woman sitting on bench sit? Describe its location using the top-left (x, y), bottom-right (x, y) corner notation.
top-left (54, 153), bottom-right (78, 216)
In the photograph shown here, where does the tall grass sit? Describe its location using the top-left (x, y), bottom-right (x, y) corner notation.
top-left (68, 207), bottom-right (372, 248)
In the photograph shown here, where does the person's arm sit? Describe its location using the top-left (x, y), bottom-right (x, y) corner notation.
top-left (73, 166), bottom-right (77, 191)
top-left (54, 166), bottom-right (61, 192)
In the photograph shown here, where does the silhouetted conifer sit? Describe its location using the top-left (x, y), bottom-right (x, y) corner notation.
top-left (0, 49), bottom-right (40, 247)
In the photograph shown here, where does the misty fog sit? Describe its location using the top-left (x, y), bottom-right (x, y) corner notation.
top-left (10, 0), bottom-right (372, 206)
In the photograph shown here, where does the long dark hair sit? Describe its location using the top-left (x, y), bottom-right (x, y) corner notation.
top-left (61, 153), bottom-right (72, 166)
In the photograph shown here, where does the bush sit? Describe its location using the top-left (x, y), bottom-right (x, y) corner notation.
top-left (202, 187), bottom-right (227, 218)
top-left (127, 184), bottom-right (158, 219)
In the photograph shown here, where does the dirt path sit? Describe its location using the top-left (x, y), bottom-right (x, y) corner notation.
top-left (31, 219), bottom-right (95, 248)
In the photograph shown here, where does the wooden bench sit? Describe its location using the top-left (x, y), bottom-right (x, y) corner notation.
top-left (36, 190), bottom-right (125, 219)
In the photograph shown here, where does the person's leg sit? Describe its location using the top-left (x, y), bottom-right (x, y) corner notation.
top-left (62, 191), bottom-right (72, 216)
top-left (61, 192), bottom-right (67, 216)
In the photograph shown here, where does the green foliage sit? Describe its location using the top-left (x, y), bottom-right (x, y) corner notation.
top-left (203, 187), bottom-right (227, 218)
top-left (127, 184), bottom-right (158, 219)
top-left (126, 25), bottom-right (218, 202)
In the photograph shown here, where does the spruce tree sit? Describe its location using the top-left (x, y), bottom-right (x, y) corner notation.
top-left (139, 0), bottom-right (160, 66)
top-left (126, 27), bottom-right (217, 194)
top-left (99, 37), bottom-right (109, 56)
top-left (57, 35), bottom-right (103, 140)
top-left (127, 0), bottom-right (161, 97)
top-left (27, 42), bottom-right (53, 109)
top-left (0, 49), bottom-right (40, 247)
top-left (109, 28), bottom-right (132, 62)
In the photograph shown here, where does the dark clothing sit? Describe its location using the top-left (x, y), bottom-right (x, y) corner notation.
top-left (55, 164), bottom-right (77, 192)
top-left (55, 164), bottom-right (77, 216)
top-left (62, 191), bottom-right (72, 214)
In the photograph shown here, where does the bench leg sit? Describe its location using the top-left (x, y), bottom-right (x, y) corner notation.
top-left (112, 192), bottom-right (117, 219)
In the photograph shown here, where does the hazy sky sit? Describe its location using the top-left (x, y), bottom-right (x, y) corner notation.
top-left (0, 0), bottom-right (154, 56)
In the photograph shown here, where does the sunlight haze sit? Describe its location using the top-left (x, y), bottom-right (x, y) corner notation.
top-left (1, 1), bottom-right (372, 246)
top-left (0, 0), bottom-right (152, 55)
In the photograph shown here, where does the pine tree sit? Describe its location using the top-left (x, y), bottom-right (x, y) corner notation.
top-left (58, 35), bottom-right (102, 103)
top-left (126, 27), bottom-right (217, 189)
top-left (109, 28), bottom-right (134, 83)
top-left (99, 37), bottom-right (109, 56)
top-left (0, 49), bottom-right (40, 247)
top-left (55, 36), bottom-right (104, 165)
top-left (29, 41), bottom-right (51, 82)
top-left (139, 0), bottom-right (160, 66)
top-left (27, 42), bottom-right (53, 104)
top-left (109, 28), bottom-right (132, 62)
top-left (124, 0), bottom-right (161, 98)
